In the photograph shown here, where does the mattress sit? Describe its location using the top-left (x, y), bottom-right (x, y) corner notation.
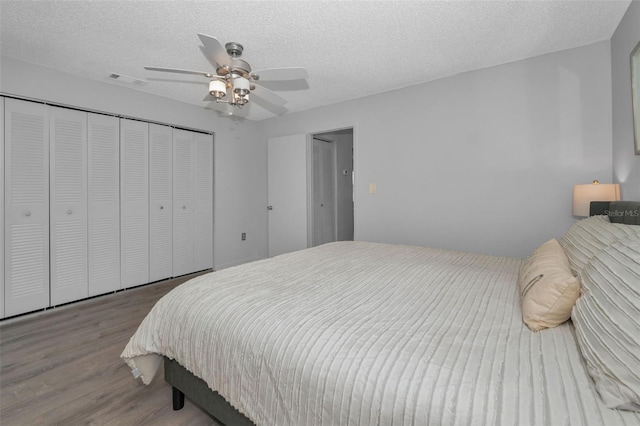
top-left (122, 241), bottom-right (640, 425)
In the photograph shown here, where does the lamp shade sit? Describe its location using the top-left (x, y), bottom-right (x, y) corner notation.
top-left (209, 80), bottom-right (226, 98)
top-left (572, 181), bottom-right (620, 217)
top-left (233, 77), bottom-right (250, 96)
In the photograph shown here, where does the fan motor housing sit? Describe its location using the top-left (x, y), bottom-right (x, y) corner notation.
top-left (217, 58), bottom-right (251, 78)
top-left (225, 42), bottom-right (244, 57)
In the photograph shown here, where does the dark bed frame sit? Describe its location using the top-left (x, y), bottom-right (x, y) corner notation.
top-left (164, 200), bottom-right (640, 425)
top-left (164, 357), bottom-right (254, 425)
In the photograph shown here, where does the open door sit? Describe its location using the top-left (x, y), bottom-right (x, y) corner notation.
top-left (267, 134), bottom-right (307, 257)
top-left (311, 137), bottom-right (336, 246)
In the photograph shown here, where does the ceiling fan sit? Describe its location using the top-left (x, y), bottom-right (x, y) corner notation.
top-left (144, 33), bottom-right (308, 116)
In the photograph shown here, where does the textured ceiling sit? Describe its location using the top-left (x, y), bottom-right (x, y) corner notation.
top-left (0, 0), bottom-right (631, 121)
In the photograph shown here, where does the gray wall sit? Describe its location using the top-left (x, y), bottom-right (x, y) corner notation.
top-left (259, 42), bottom-right (614, 258)
top-left (612, 0), bottom-right (640, 200)
top-left (0, 56), bottom-right (268, 269)
top-left (3, 35), bottom-right (619, 264)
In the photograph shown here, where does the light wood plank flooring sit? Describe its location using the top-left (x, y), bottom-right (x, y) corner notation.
top-left (0, 273), bottom-right (221, 425)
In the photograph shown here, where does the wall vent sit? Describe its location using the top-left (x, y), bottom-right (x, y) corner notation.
top-left (107, 73), bottom-right (148, 86)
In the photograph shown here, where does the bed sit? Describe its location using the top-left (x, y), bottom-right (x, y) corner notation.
top-left (122, 201), bottom-right (640, 425)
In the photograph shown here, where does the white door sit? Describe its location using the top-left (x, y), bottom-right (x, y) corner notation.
top-left (173, 129), bottom-right (195, 276)
top-left (311, 138), bottom-right (336, 246)
top-left (120, 119), bottom-right (149, 288)
top-left (4, 99), bottom-right (50, 316)
top-left (88, 113), bottom-right (120, 296)
top-left (193, 133), bottom-right (213, 271)
top-left (149, 123), bottom-right (173, 282)
top-left (50, 107), bottom-right (88, 305)
top-left (267, 134), bottom-right (307, 257)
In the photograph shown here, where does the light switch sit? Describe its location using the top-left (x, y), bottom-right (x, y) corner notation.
top-left (369, 183), bottom-right (377, 194)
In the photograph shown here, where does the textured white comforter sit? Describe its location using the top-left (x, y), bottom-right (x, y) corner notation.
top-left (122, 241), bottom-right (640, 425)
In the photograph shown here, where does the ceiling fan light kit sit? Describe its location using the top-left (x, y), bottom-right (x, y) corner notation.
top-left (234, 77), bottom-right (250, 95)
top-left (145, 33), bottom-right (308, 115)
top-left (208, 80), bottom-right (226, 99)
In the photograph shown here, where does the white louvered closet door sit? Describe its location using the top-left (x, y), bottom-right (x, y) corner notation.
top-left (193, 132), bottom-right (213, 271)
top-left (50, 107), bottom-right (88, 305)
top-left (0, 97), bottom-right (4, 318)
top-left (120, 119), bottom-right (149, 288)
top-left (172, 129), bottom-right (195, 276)
top-left (149, 124), bottom-right (173, 282)
top-left (88, 113), bottom-right (120, 296)
top-left (4, 99), bottom-right (50, 317)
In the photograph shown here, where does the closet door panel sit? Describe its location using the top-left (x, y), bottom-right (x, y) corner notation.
top-left (4, 99), bottom-right (50, 316)
top-left (88, 113), bottom-right (120, 296)
top-left (120, 119), bottom-right (149, 288)
top-left (50, 107), bottom-right (88, 305)
top-left (0, 98), bottom-right (4, 318)
top-left (172, 129), bottom-right (194, 276)
top-left (193, 133), bottom-right (213, 271)
top-left (312, 141), bottom-right (322, 245)
top-left (320, 141), bottom-right (336, 244)
top-left (149, 123), bottom-right (173, 282)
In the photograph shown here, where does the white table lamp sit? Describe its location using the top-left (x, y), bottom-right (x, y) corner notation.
top-left (572, 180), bottom-right (620, 217)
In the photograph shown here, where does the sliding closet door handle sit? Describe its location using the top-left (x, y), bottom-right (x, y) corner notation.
top-left (67, 209), bottom-right (73, 215)
top-left (25, 211), bottom-right (31, 217)
top-left (267, 206), bottom-right (273, 211)
top-left (160, 205), bottom-right (164, 210)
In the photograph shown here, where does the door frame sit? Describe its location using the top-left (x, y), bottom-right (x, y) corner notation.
top-left (306, 125), bottom-right (356, 246)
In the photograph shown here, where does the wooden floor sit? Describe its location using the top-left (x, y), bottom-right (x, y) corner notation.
top-left (0, 273), bottom-right (221, 425)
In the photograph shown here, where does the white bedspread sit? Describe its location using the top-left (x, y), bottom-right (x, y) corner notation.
top-left (121, 241), bottom-right (640, 425)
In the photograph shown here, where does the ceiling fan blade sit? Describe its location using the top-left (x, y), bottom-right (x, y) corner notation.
top-left (144, 66), bottom-right (215, 78)
top-left (252, 67), bottom-right (308, 81)
top-left (199, 45), bottom-right (221, 71)
top-left (251, 94), bottom-right (288, 116)
top-left (251, 85), bottom-right (287, 106)
top-left (198, 33), bottom-right (231, 68)
top-left (205, 101), bottom-right (231, 112)
top-left (205, 102), bottom-right (250, 118)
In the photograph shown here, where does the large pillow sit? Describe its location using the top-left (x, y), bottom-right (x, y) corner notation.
top-left (518, 239), bottom-right (580, 331)
top-left (571, 235), bottom-right (640, 411)
top-left (559, 215), bottom-right (640, 275)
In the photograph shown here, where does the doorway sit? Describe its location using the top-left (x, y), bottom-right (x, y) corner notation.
top-left (309, 128), bottom-right (354, 247)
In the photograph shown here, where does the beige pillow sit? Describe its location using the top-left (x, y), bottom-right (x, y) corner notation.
top-left (572, 235), bottom-right (640, 411)
top-left (518, 239), bottom-right (580, 331)
top-left (559, 215), bottom-right (640, 275)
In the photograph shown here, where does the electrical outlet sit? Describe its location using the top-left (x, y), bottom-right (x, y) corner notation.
top-left (241, 232), bottom-right (246, 241)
